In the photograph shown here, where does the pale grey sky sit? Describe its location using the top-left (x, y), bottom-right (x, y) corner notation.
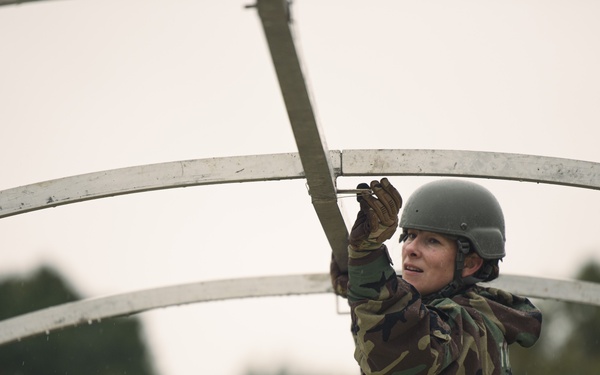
top-left (1, 1), bottom-right (600, 374)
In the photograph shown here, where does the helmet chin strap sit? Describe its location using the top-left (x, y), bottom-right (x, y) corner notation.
top-left (423, 238), bottom-right (472, 302)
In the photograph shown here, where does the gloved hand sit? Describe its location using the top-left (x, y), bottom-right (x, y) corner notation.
top-left (348, 178), bottom-right (402, 251)
top-left (330, 254), bottom-right (349, 297)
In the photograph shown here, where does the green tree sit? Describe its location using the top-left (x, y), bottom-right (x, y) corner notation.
top-left (511, 260), bottom-right (600, 374)
top-left (0, 266), bottom-right (157, 375)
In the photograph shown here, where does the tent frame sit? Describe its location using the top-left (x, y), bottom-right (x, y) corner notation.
top-left (1, 0), bottom-right (599, 345)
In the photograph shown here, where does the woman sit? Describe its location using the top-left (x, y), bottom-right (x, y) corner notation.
top-left (331, 178), bottom-right (542, 375)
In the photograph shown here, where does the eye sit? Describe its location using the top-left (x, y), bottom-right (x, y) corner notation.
top-left (402, 232), bottom-right (417, 242)
top-left (427, 237), bottom-right (441, 245)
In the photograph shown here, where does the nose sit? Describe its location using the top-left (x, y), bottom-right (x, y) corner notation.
top-left (402, 237), bottom-right (421, 258)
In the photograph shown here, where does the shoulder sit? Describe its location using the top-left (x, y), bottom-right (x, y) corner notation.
top-left (428, 287), bottom-right (504, 335)
top-left (431, 285), bottom-right (542, 347)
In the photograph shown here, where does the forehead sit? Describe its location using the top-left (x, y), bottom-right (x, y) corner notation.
top-left (405, 228), bottom-right (458, 241)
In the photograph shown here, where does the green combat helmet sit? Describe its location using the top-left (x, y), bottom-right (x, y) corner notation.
top-left (399, 179), bottom-right (506, 297)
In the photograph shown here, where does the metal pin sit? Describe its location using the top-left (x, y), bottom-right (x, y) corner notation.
top-left (336, 188), bottom-right (372, 195)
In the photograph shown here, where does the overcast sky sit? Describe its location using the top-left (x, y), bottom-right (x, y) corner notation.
top-left (1, 1), bottom-right (600, 374)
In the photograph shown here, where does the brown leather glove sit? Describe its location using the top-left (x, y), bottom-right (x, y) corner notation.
top-left (348, 178), bottom-right (402, 251)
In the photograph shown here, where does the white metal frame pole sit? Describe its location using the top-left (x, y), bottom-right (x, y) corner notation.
top-left (3, 150), bottom-right (599, 220)
top-left (2, 273), bottom-right (600, 346)
top-left (0, 0), bottom-right (47, 5)
top-left (256, 0), bottom-right (350, 270)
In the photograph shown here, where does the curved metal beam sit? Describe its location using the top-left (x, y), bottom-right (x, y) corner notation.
top-left (2, 149), bottom-right (598, 277)
top-left (0, 273), bottom-right (332, 346)
top-left (0, 152), bottom-right (309, 219)
top-left (342, 149), bottom-right (600, 190)
top-left (0, 273), bottom-right (598, 346)
top-left (2, 149), bottom-right (599, 219)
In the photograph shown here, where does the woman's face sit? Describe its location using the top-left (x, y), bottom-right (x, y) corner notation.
top-left (401, 229), bottom-right (457, 296)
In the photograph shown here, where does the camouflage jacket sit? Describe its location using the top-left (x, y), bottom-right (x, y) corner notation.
top-left (347, 246), bottom-right (542, 375)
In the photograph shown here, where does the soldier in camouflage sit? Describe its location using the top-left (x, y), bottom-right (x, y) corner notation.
top-left (331, 178), bottom-right (542, 375)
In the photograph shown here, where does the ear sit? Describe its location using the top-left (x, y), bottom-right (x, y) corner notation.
top-left (462, 253), bottom-right (484, 278)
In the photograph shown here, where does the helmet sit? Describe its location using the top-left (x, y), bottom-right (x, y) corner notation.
top-left (399, 179), bottom-right (505, 260)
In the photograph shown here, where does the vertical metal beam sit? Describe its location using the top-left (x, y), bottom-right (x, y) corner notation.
top-left (0, 0), bottom-right (50, 6)
top-left (255, 0), bottom-right (349, 270)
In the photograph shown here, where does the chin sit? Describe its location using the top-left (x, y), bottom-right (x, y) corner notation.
top-left (403, 278), bottom-right (422, 294)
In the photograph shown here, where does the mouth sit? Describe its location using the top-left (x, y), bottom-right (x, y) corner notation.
top-left (404, 264), bottom-right (423, 273)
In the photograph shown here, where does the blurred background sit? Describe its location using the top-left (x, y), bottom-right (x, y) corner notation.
top-left (1, 0), bottom-right (600, 374)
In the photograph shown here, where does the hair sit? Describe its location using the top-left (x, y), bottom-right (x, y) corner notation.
top-left (474, 257), bottom-right (500, 282)
top-left (462, 236), bottom-right (501, 283)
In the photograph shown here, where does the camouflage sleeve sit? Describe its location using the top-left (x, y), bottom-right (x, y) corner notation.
top-left (347, 245), bottom-right (459, 374)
